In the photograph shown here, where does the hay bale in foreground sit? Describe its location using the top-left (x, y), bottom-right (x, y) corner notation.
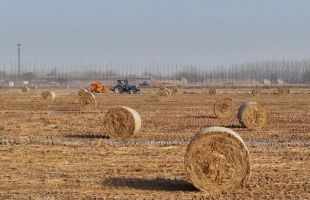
top-left (103, 106), bottom-right (141, 138)
top-left (278, 87), bottom-right (290, 96)
top-left (41, 91), bottom-right (56, 104)
top-left (78, 88), bottom-right (88, 96)
top-left (238, 102), bottom-right (267, 130)
top-left (22, 86), bottom-right (30, 93)
top-left (185, 127), bottom-right (250, 194)
top-left (251, 88), bottom-right (261, 96)
top-left (79, 92), bottom-right (97, 110)
top-left (209, 88), bottom-right (217, 96)
top-left (213, 98), bottom-right (235, 118)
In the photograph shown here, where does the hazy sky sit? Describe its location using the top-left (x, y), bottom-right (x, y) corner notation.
top-left (0, 0), bottom-right (309, 65)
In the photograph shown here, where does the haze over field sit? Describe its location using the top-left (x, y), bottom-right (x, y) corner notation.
top-left (1, 0), bottom-right (310, 65)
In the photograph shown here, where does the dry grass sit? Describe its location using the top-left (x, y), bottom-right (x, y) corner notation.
top-left (0, 87), bottom-right (309, 199)
top-left (209, 88), bottom-right (217, 95)
top-left (213, 98), bottom-right (235, 118)
top-left (252, 88), bottom-right (261, 96)
top-left (79, 92), bottom-right (97, 110)
top-left (41, 91), bottom-right (56, 104)
top-left (278, 87), bottom-right (291, 96)
top-left (157, 88), bottom-right (171, 100)
top-left (238, 102), bottom-right (268, 130)
top-left (103, 106), bottom-right (141, 138)
top-left (185, 127), bottom-right (250, 194)
top-left (22, 86), bottom-right (30, 93)
top-left (78, 88), bottom-right (88, 96)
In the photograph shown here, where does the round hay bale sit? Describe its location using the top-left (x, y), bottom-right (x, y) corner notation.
top-left (22, 86), bottom-right (30, 93)
top-left (157, 89), bottom-right (170, 100)
top-left (78, 88), bottom-right (88, 96)
top-left (185, 127), bottom-right (250, 194)
top-left (41, 91), bottom-right (56, 104)
top-left (209, 88), bottom-right (217, 96)
top-left (251, 88), bottom-right (261, 96)
top-left (171, 87), bottom-right (179, 94)
top-left (278, 87), bottom-right (290, 96)
top-left (79, 92), bottom-right (97, 110)
top-left (159, 87), bottom-right (172, 96)
top-left (213, 98), bottom-right (235, 118)
top-left (103, 106), bottom-right (141, 138)
top-left (237, 102), bottom-right (267, 130)
top-left (165, 88), bottom-right (172, 96)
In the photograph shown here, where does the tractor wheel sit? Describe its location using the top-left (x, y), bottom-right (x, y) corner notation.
top-left (114, 86), bottom-right (123, 94)
top-left (129, 89), bottom-right (136, 94)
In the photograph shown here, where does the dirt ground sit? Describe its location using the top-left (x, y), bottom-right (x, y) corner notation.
top-left (0, 87), bottom-right (309, 199)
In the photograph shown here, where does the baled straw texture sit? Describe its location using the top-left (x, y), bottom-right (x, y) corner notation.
top-left (103, 106), bottom-right (141, 138)
top-left (41, 91), bottom-right (56, 103)
top-left (185, 127), bottom-right (250, 194)
top-left (157, 88), bottom-right (171, 100)
top-left (213, 98), bottom-right (235, 118)
top-left (22, 86), bottom-right (30, 93)
top-left (278, 87), bottom-right (290, 96)
top-left (78, 88), bottom-right (88, 96)
top-left (251, 88), bottom-right (261, 96)
top-left (209, 88), bottom-right (217, 96)
top-left (79, 92), bottom-right (97, 110)
top-left (237, 102), bottom-right (267, 130)
top-left (160, 87), bottom-right (172, 96)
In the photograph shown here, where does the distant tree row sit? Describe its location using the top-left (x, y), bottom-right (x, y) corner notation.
top-left (0, 59), bottom-right (309, 84)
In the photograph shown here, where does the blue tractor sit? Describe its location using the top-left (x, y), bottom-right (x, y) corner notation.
top-left (112, 79), bottom-right (140, 94)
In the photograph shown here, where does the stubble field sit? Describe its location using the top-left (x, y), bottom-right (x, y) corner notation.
top-left (0, 87), bottom-right (309, 199)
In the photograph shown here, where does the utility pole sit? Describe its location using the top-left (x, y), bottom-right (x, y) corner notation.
top-left (17, 43), bottom-right (21, 85)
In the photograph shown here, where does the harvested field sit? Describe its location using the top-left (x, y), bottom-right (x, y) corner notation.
top-left (0, 87), bottom-right (310, 199)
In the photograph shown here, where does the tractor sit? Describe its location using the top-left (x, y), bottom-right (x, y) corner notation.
top-left (112, 79), bottom-right (140, 94)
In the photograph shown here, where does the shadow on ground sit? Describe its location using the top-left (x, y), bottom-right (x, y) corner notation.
top-left (64, 133), bottom-right (109, 139)
top-left (224, 124), bottom-right (244, 129)
top-left (103, 177), bottom-right (198, 192)
top-left (186, 115), bottom-right (217, 119)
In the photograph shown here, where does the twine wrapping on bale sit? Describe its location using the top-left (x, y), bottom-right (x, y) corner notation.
top-left (213, 98), bottom-right (235, 118)
top-left (78, 88), bottom-right (88, 96)
top-left (184, 127), bottom-right (250, 194)
top-left (251, 88), bottom-right (261, 96)
top-left (103, 106), bottom-right (141, 138)
top-left (79, 92), bottom-right (97, 110)
top-left (237, 102), bottom-right (267, 130)
top-left (209, 88), bottom-right (217, 96)
top-left (41, 91), bottom-right (56, 104)
top-left (22, 86), bottom-right (30, 93)
top-left (278, 87), bottom-right (290, 96)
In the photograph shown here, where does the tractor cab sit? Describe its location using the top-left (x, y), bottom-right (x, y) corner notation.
top-left (117, 79), bottom-right (129, 87)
